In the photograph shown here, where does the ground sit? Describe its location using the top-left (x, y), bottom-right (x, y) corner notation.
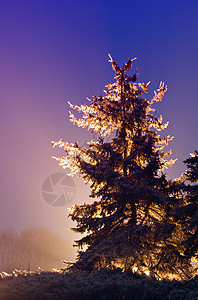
top-left (0, 268), bottom-right (198, 300)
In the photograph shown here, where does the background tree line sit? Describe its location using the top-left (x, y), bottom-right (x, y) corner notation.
top-left (0, 227), bottom-right (70, 272)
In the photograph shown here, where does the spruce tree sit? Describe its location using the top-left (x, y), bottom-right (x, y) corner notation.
top-left (53, 56), bottom-right (192, 279)
top-left (175, 151), bottom-right (198, 263)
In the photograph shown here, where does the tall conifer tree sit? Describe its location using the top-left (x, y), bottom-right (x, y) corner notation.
top-left (53, 56), bottom-right (192, 279)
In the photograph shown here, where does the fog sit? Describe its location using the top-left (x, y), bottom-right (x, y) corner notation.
top-left (0, 227), bottom-right (73, 273)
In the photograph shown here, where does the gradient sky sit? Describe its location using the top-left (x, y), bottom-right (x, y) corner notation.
top-left (0, 0), bottom-right (198, 260)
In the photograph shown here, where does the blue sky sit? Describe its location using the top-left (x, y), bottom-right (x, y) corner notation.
top-left (0, 0), bottom-right (197, 259)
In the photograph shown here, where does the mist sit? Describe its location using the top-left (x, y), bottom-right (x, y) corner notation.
top-left (0, 227), bottom-right (73, 273)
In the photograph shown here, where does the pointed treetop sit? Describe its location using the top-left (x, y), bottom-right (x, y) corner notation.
top-left (108, 54), bottom-right (137, 74)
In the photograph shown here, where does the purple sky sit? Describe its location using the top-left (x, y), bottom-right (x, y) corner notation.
top-left (0, 1), bottom-right (197, 260)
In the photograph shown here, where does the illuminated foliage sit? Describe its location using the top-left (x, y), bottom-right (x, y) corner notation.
top-left (53, 56), bottom-right (192, 279)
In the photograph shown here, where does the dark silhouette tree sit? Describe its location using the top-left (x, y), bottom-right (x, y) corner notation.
top-left (53, 56), bottom-right (192, 279)
top-left (174, 151), bottom-right (198, 268)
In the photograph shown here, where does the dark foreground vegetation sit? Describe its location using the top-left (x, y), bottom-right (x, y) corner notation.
top-left (0, 268), bottom-right (198, 300)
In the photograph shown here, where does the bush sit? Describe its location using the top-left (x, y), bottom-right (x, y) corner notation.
top-left (0, 268), bottom-right (197, 299)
